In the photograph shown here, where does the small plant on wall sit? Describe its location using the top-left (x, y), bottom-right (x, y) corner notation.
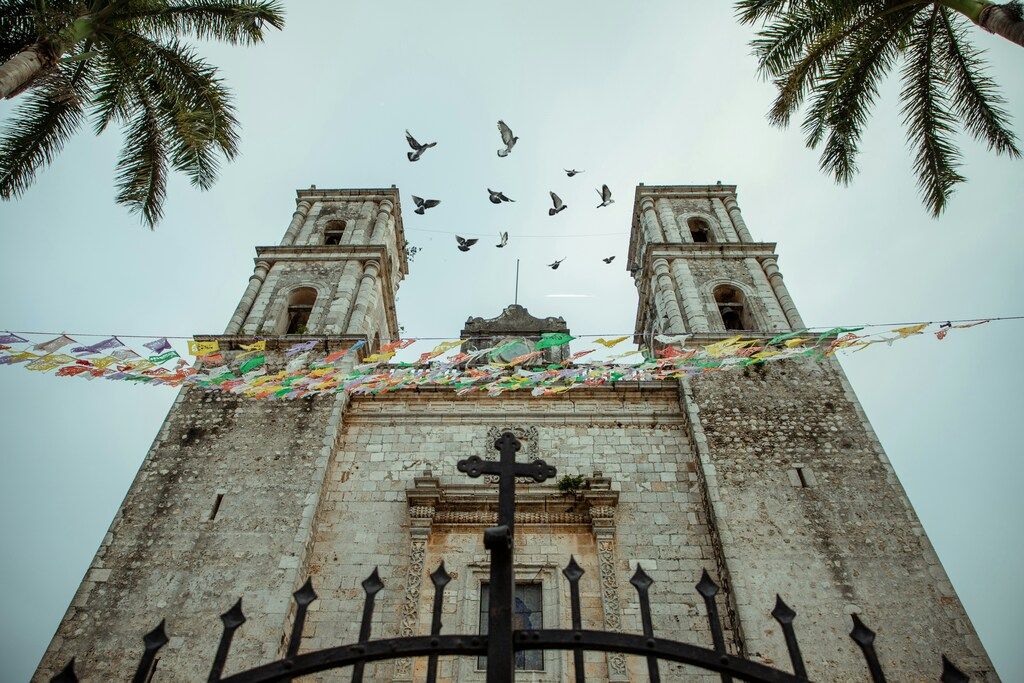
top-left (557, 474), bottom-right (586, 496)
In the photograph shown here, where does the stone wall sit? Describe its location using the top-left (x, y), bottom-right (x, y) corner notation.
top-left (33, 362), bottom-right (348, 682)
top-left (300, 388), bottom-right (728, 682)
top-left (682, 357), bottom-right (996, 681)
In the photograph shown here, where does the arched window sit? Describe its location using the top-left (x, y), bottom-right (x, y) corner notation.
top-left (688, 217), bottom-right (712, 243)
top-left (323, 220), bottom-right (346, 245)
top-left (713, 285), bottom-right (753, 332)
top-left (282, 287), bottom-right (317, 335)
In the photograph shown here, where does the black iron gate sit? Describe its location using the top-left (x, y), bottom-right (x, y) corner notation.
top-left (53, 432), bottom-right (971, 682)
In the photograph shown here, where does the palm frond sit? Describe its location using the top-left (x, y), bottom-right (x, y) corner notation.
top-left (938, 10), bottom-right (1020, 157)
top-left (122, 0), bottom-right (284, 45)
top-left (114, 78), bottom-right (168, 227)
top-left (0, 0), bottom-right (38, 62)
top-left (736, 0), bottom-right (797, 24)
top-left (900, 5), bottom-right (965, 216)
top-left (103, 31), bottom-right (238, 191)
top-left (0, 62), bottom-right (90, 198)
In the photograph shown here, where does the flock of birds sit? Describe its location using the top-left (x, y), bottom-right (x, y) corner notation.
top-left (404, 121), bottom-right (618, 270)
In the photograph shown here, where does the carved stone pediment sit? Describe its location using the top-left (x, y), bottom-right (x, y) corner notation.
top-left (462, 304), bottom-right (567, 336)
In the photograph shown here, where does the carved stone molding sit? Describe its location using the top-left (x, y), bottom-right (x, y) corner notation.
top-left (393, 538), bottom-right (426, 681)
top-left (598, 539), bottom-right (630, 681)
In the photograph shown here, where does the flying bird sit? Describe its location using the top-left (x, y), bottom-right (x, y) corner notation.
top-left (548, 192), bottom-right (567, 216)
top-left (602, 256), bottom-right (616, 264)
top-left (488, 188), bottom-right (514, 204)
top-left (405, 130), bottom-right (436, 162)
top-left (411, 195), bottom-right (440, 215)
top-left (496, 120), bottom-right (518, 157)
top-left (496, 231), bottom-right (509, 248)
top-left (456, 236), bottom-right (479, 252)
top-left (547, 258), bottom-right (566, 270)
top-left (565, 169), bottom-right (583, 177)
top-left (596, 184), bottom-right (614, 208)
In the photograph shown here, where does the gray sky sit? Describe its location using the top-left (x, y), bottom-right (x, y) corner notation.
top-left (0, 2), bottom-right (1021, 680)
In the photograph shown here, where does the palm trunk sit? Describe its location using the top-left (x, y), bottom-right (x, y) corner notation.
top-left (0, 44), bottom-right (52, 99)
top-left (978, 3), bottom-right (1024, 46)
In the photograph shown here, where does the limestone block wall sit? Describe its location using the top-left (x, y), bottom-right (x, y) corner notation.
top-left (681, 358), bottom-right (996, 681)
top-left (33, 364), bottom-right (349, 682)
top-left (300, 388), bottom-right (729, 682)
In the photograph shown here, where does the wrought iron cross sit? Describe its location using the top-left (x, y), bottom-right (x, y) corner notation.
top-left (457, 431), bottom-right (556, 683)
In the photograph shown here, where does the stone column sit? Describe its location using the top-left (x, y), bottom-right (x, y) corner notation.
top-left (653, 259), bottom-right (686, 334)
top-left (723, 196), bottom-right (754, 242)
top-left (670, 260), bottom-right (710, 332)
top-left (323, 262), bottom-right (362, 333)
top-left (369, 199), bottom-right (394, 244)
top-left (744, 258), bottom-right (790, 332)
top-left (712, 198), bottom-right (740, 241)
top-left (655, 198), bottom-right (683, 242)
top-left (594, 532), bottom-right (629, 681)
top-left (761, 257), bottom-right (806, 329)
top-left (395, 474), bottom-right (441, 682)
top-left (345, 261), bottom-right (380, 335)
top-left (640, 198), bottom-right (665, 244)
top-left (279, 200), bottom-right (313, 246)
top-left (224, 261), bottom-right (270, 334)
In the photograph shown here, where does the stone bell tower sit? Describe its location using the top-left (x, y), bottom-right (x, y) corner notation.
top-left (628, 183), bottom-right (803, 342)
top-left (628, 183), bottom-right (995, 680)
top-left (33, 187), bottom-right (408, 681)
top-left (224, 186), bottom-right (407, 347)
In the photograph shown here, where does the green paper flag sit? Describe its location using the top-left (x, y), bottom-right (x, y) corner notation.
top-left (767, 329), bottom-right (809, 346)
top-left (815, 326), bottom-right (864, 343)
top-left (534, 332), bottom-right (575, 350)
top-left (148, 350), bottom-right (180, 364)
top-left (240, 354), bottom-right (266, 374)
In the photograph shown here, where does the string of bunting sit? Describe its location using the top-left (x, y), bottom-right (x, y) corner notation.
top-left (0, 318), bottom-right (997, 399)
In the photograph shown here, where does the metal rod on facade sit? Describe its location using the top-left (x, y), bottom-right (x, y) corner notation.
top-left (514, 259), bottom-right (519, 305)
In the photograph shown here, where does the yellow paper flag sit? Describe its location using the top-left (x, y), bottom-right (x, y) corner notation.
top-left (240, 340), bottom-right (266, 352)
top-left (188, 340), bottom-right (220, 356)
top-left (362, 351), bottom-right (396, 363)
top-left (892, 323), bottom-right (927, 338)
top-left (593, 336), bottom-right (628, 348)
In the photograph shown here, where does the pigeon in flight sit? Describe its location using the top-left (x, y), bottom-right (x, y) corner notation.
top-left (496, 120), bottom-right (518, 157)
top-left (548, 192), bottom-right (567, 216)
top-left (547, 257), bottom-right (566, 270)
top-left (565, 169), bottom-right (583, 177)
top-left (488, 188), bottom-right (515, 204)
top-left (405, 130), bottom-right (436, 162)
top-left (411, 195), bottom-right (440, 215)
top-left (496, 231), bottom-right (509, 248)
top-left (596, 184), bottom-right (614, 208)
top-left (602, 256), bottom-right (616, 264)
top-left (456, 236), bottom-right (479, 252)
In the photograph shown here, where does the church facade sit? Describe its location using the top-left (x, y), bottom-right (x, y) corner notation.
top-left (34, 185), bottom-right (995, 681)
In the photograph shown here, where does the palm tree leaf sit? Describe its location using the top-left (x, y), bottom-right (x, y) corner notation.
top-left (799, 6), bottom-right (918, 183)
top-left (937, 10), bottom-right (1020, 157)
top-left (114, 78), bottom-right (168, 227)
top-left (900, 5), bottom-right (965, 216)
top-left (0, 62), bottom-right (89, 199)
top-left (122, 0), bottom-right (285, 45)
top-left (0, 0), bottom-right (38, 63)
top-left (101, 31), bottom-right (238, 190)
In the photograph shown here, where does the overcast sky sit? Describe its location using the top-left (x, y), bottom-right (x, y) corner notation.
top-left (0, 2), bottom-right (1021, 680)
